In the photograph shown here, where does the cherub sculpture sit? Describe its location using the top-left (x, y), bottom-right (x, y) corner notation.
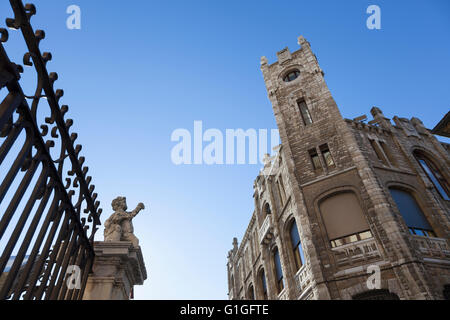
top-left (104, 196), bottom-right (145, 247)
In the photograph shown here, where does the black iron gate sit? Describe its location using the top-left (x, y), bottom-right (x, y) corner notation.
top-left (0, 0), bottom-right (102, 300)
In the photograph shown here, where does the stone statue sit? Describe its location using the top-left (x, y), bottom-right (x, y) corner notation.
top-left (104, 196), bottom-right (145, 247)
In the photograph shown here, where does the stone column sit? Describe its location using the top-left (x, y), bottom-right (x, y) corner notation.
top-left (83, 241), bottom-right (147, 300)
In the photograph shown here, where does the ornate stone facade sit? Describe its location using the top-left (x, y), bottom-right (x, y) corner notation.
top-left (227, 36), bottom-right (450, 300)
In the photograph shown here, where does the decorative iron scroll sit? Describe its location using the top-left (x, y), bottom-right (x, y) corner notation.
top-left (0, 0), bottom-right (102, 300)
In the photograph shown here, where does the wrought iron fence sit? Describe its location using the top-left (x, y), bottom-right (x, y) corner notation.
top-left (0, 0), bottom-right (102, 300)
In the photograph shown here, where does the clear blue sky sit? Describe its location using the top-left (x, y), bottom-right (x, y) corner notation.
top-left (1, 0), bottom-right (449, 299)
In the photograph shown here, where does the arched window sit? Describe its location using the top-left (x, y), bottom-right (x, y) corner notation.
top-left (289, 220), bottom-right (305, 272)
top-left (319, 192), bottom-right (372, 248)
top-left (248, 285), bottom-right (255, 300)
top-left (283, 69), bottom-right (300, 82)
top-left (414, 151), bottom-right (449, 200)
top-left (273, 248), bottom-right (284, 293)
top-left (263, 203), bottom-right (271, 219)
top-left (259, 269), bottom-right (268, 300)
top-left (298, 100), bottom-right (313, 125)
top-left (389, 188), bottom-right (436, 237)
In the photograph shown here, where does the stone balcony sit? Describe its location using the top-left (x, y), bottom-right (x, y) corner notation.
top-left (278, 288), bottom-right (288, 300)
top-left (411, 235), bottom-right (450, 261)
top-left (331, 238), bottom-right (381, 267)
top-left (259, 215), bottom-right (274, 245)
top-left (295, 265), bottom-right (312, 296)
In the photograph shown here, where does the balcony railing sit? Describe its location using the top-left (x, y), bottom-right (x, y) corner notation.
top-left (295, 265), bottom-right (312, 295)
top-left (278, 289), bottom-right (288, 300)
top-left (331, 238), bottom-right (381, 267)
top-left (259, 215), bottom-right (273, 245)
top-left (411, 235), bottom-right (450, 260)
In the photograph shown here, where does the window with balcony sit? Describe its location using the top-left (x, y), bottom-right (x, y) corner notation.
top-left (414, 151), bottom-right (449, 201)
top-left (273, 248), bottom-right (284, 294)
top-left (389, 188), bottom-right (436, 237)
top-left (289, 220), bottom-right (305, 272)
top-left (319, 192), bottom-right (372, 248)
top-left (263, 203), bottom-right (271, 219)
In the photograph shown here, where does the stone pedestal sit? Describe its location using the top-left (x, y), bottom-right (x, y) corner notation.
top-left (83, 241), bottom-right (147, 300)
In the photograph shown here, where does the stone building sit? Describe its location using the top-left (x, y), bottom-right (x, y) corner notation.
top-left (227, 36), bottom-right (450, 300)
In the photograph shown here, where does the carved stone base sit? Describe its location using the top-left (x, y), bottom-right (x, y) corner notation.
top-left (83, 241), bottom-right (147, 300)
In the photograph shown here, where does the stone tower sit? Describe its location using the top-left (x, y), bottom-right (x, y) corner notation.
top-left (227, 36), bottom-right (450, 300)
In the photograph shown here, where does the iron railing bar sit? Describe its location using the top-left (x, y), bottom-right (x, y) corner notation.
top-left (21, 203), bottom-right (68, 300)
top-left (0, 135), bottom-right (33, 204)
top-left (11, 190), bottom-right (60, 300)
top-left (0, 91), bottom-right (22, 129)
top-left (75, 252), bottom-right (93, 300)
top-left (48, 228), bottom-right (82, 300)
top-left (43, 225), bottom-right (79, 300)
top-left (67, 247), bottom-right (86, 300)
top-left (0, 123), bottom-right (24, 166)
top-left (0, 154), bottom-right (40, 240)
top-left (0, 179), bottom-right (53, 299)
top-left (0, 160), bottom-right (47, 277)
top-left (33, 217), bottom-right (75, 300)
top-left (9, 187), bottom-right (59, 300)
top-left (57, 240), bottom-right (83, 300)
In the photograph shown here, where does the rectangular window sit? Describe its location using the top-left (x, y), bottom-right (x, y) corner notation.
top-left (276, 176), bottom-right (286, 207)
top-left (409, 227), bottom-right (437, 238)
top-left (369, 139), bottom-right (388, 165)
top-left (379, 141), bottom-right (396, 166)
top-left (274, 250), bottom-right (284, 293)
top-left (245, 248), bottom-right (250, 275)
top-left (418, 159), bottom-right (450, 200)
top-left (330, 230), bottom-right (373, 248)
top-left (276, 181), bottom-right (284, 207)
top-left (298, 100), bottom-right (313, 125)
top-left (320, 144), bottom-right (335, 168)
top-left (253, 231), bottom-right (259, 256)
top-left (309, 149), bottom-right (322, 170)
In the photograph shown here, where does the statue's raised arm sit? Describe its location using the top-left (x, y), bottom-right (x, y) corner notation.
top-left (130, 202), bottom-right (145, 218)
